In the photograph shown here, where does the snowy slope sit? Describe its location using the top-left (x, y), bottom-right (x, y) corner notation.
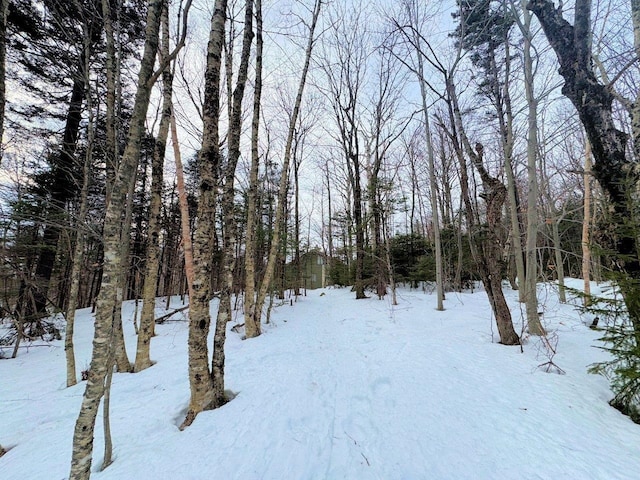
top-left (2, 281), bottom-right (640, 480)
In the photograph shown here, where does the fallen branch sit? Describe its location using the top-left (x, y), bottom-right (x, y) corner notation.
top-left (155, 305), bottom-right (189, 324)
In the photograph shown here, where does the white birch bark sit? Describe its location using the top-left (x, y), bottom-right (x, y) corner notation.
top-left (69, 2), bottom-right (164, 478)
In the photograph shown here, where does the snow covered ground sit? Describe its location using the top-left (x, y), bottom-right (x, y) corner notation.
top-left (2, 279), bottom-right (640, 480)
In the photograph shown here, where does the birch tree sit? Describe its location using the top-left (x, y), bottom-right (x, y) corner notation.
top-left (212, 0), bottom-right (254, 407)
top-left (69, 1), bottom-right (165, 477)
top-left (245, 0), bottom-right (322, 333)
top-left (134, 3), bottom-right (174, 372)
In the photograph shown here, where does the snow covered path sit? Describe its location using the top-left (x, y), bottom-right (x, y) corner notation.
top-left (3, 284), bottom-right (640, 479)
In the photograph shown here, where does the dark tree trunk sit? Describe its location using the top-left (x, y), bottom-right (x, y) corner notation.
top-left (529, 0), bottom-right (640, 336)
top-left (472, 143), bottom-right (520, 345)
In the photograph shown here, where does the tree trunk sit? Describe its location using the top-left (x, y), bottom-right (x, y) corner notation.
top-left (472, 144), bottom-right (520, 345)
top-left (0, 0), bottom-right (9, 165)
top-left (415, 46), bottom-right (444, 310)
top-left (182, 0), bottom-right (227, 429)
top-left (65, 20), bottom-right (97, 387)
top-left (244, 0), bottom-right (263, 338)
top-left (449, 78), bottom-right (519, 345)
top-left (352, 157), bottom-right (366, 299)
top-left (582, 139), bottom-right (592, 305)
top-left (520, 2), bottom-right (544, 335)
top-left (69, 2), bottom-right (164, 478)
top-left (251, 0), bottom-right (322, 324)
top-left (171, 113), bottom-right (194, 300)
top-left (529, 0), bottom-right (640, 338)
top-left (551, 212), bottom-right (567, 303)
top-left (212, 0), bottom-right (255, 410)
top-left (135, 3), bottom-right (174, 372)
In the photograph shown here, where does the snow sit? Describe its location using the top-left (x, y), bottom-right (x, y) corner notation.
top-left (2, 279), bottom-right (640, 480)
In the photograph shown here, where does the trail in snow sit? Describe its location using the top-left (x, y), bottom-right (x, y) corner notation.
top-left (2, 282), bottom-right (640, 479)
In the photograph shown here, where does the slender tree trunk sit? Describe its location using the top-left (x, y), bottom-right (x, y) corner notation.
top-left (182, 0), bottom-right (228, 429)
top-left (69, 2), bottom-right (164, 478)
top-left (582, 139), bottom-right (592, 305)
top-left (415, 52), bottom-right (444, 310)
top-left (212, 0), bottom-right (255, 410)
top-left (65, 24), bottom-right (97, 386)
top-left (294, 142), bottom-right (301, 297)
top-left (494, 43), bottom-right (526, 302)
top-left (102, 0), bottom-right (117, 203)
top-left (171, 114), bottom-right (194, 299)
top-left (450, 79), bottom-right (519, 345)
top-left (135, 3), bottom-right (174, 372)
top-left (520, 3), bottom-right (544, 335)
top-left (100, 354), bottom-right (114, 470)
top-left (352, 157), bottom-right (366, 299)
top-left (251, 0), bottom-right (322, 323)
top-left (325, 162), bottom-right (334, 259)
top-left (0, 0), bottom-right (9, 165)
top-left (244, 0), bottom-right (263, 338)
top-left (551, 212), bottom-right (567, 302)
top-left (111, 167), bottom-right (136, 373)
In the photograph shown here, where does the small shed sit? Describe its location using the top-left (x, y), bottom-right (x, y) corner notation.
top-left (290, 250), bottom-right (330, 290)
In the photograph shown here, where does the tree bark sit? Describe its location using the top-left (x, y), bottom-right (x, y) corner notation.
top-left (529, 0), bottom-right (640, 338)
top-left (244, 0), bottom-right (263, 338)
top-left (415, 40), bottom-right (444, 310)
top-left (212, 0), bottom-right (255, 410)
top-left (135, 3), bottom-right (174, 372)
top-left (519, 1), bottom-right (544, 335)
top-left (251, 0), bottom-right (322, 323)
top-left (65, 16), bottom-right (98, 386)
top-left (171, 113), bottom-right (194, 300)
top-left (472, 143), bottom-right (521, 345)
top-left (182, 0), bottom-right (227, 429)
top-left (449, 78), bottom-right (519, 345)
top-left (582, 139), bottom-right (592, 306)
top-left (69, 2), bottom-right (165, 478)
top-left (0, 0), bottom-right (9, 165)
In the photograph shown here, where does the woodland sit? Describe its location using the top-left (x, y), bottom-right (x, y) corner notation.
top-left (0, 0), bottom-right (640, 478)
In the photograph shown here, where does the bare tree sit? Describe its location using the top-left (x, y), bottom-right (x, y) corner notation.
top-left (322, 1), bottom-right (368, 299)
top-left (245, 0), bottom-right (322, 333)
top-left (182, 0), bottom-right (229, 429)
top-left (0, 0), bottom-right (9, 165)
top-left (514, 0), bottom-right (544, 334)
top-left (243, 0), bottom-right (263, 338)
top-left (64, 6), bottom-right (98, 386)
top-left (70, 0), bottom-right (166, 477)
top-left (529, 0), bottom-right (640, 337)
top-left (134, 2), bottom-right (176, 372)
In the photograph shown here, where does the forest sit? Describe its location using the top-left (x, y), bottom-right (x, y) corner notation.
top-left (1, 0), bottom-right (640, 478)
